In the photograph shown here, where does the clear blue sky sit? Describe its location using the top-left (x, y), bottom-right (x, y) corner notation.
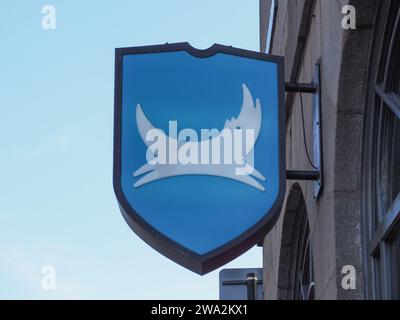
top-left (0, 0), bottom-right (262, 299)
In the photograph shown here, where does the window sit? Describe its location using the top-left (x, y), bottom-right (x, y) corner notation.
top-left (277, 185), bottom-right (314, 300)
top-left (293, 212), bottom-right (315, 300)
top-left (362, 0), bottom-right (400, 300)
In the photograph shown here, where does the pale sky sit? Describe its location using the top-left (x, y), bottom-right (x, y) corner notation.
top-left (0, 0), bottom-right (263, 299)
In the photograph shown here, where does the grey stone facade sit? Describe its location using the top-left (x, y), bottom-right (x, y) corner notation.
top-left (260, 0), bottom-right (377, 300)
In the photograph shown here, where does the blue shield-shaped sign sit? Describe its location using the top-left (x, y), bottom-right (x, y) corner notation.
top-left (113, 43), bottom-right (285, 275)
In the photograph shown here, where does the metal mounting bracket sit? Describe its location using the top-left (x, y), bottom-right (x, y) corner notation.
top-left (285, 62), bottom-right (323, 201)
top-left (285, 82), bottom-right (318, 94)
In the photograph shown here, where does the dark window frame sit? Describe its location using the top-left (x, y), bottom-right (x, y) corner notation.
top-left (362, 0), bottom-right (400, 300)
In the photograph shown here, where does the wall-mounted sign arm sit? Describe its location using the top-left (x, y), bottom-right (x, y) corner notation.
top-left (285, 82), bottom-right (318, 94)
top-left (284, 63), bottom-right (323, 200)
top-left (286, 170), bottom-right (320, 181)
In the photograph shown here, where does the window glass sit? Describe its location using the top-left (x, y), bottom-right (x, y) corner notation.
top-left (390, 228), bottom-right (400, 298)
top-left (363, 1), bottom-right (400, 299)
top-left (373, 253), bottom-right (382, 299)
top-left (379, 107), bottom-right (400, 213)
top-left (389, 116), bottom-right (400, 204)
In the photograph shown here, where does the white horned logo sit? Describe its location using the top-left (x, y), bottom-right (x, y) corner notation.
top-left (133, 84), bottom-right (267, 191)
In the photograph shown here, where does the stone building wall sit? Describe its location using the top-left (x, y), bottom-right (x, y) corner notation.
top-left (260, 0), bottom-right (376, 300)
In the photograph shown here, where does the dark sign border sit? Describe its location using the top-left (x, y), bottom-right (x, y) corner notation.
top-left (113, 42), bottom-right (286, 275)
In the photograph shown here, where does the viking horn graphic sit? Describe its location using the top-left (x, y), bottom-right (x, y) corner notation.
top-left (133, 84), bottom-right (266, 191)
top-left (136, 84), bottom-right (261, 144)
top-left (240, 84), bottom-right (255, 118)
top-left (136, 104), bottom-right (165, 147)
top-left (237, 84), bottom-right (262, 141)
